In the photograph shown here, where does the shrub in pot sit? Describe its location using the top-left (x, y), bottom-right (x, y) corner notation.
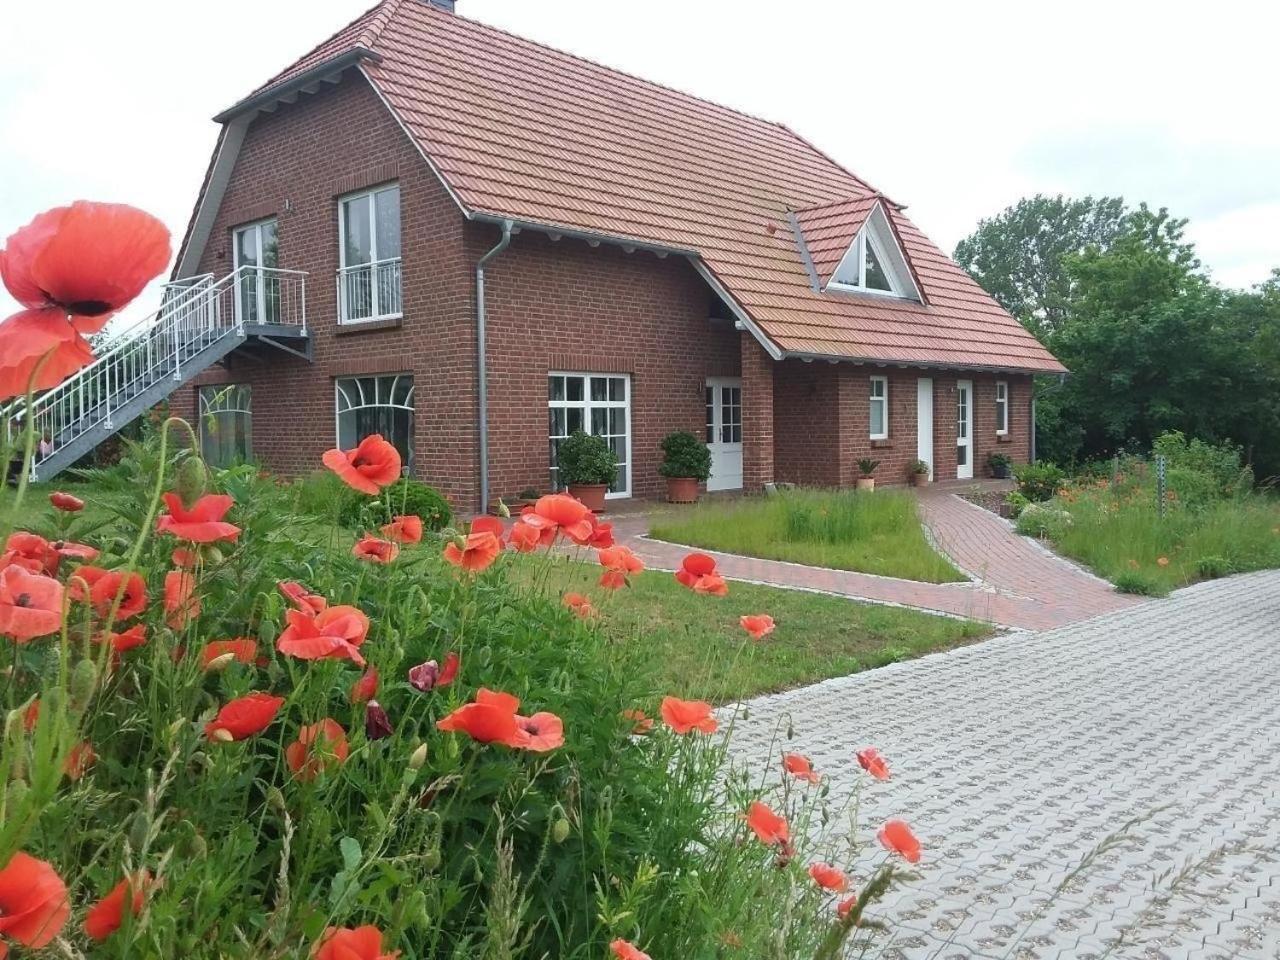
top-left (988, 451), bottom-right (1012, 480)
top-left (908, 459), bottom-right (930, 486)
top-left (557, 429), bottom-right (618, 512)
top-left (659, 430), bottom-right (712, 503)
top-left (856, 458), bottom-right (879, 492)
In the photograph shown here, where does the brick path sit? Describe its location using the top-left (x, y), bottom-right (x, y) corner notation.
top-left (722, 571), bottom-right (1280, 958)
top-left (617, 490), bottom-right (1139, 630)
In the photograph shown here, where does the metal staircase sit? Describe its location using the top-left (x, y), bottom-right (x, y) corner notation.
top-left (7, 266), bottom-right (308, 482)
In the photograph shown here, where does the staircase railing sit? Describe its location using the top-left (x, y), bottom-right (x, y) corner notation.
top-left (7, 265), bottom-right (306, 477)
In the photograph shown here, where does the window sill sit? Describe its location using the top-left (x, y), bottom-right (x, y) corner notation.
top-left (996, 433), bottom-right (1013, 444)
top-left (336, 316), bottom-right (403, 335)
top-left (869, 438), bottom-right (892, 448)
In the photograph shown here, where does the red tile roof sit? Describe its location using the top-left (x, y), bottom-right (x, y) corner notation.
top-left (208, 0), bottom-right (1066, 374)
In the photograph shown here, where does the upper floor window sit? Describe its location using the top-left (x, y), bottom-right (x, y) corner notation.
top-left (869, 376), bottom-right (888, 439)
top-left (233, 219), bottom-right (279, 324)
top-left (995, 381), bottom-right (1009, 435)
top-left (338, 184), bottom-right (402, 324)
top-left (827, 203), bottom-right (920, 301)
top-left (335, 374), bottom-right (414, 471)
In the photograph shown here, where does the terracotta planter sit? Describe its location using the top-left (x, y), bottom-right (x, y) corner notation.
top-left (856, 478), bottom-right (875, 492)
top-left (908, 472), bottom-right (928, 487)
top-left (568, 483), bottom-right (608, 513)
top-left (666, 476), bottom-right (700, 503)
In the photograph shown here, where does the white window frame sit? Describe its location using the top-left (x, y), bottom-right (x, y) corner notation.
top-left (334, 374), bottom-right (415, 473)
top-left (548, 372), bottom-right (632, 499)
top-left (198, 384), bottom-right (252, 467)
top-left (231, 217), bottom-right (278, 326)
top-left (869, 375), bottom-right (889, 440)
top-left (337, 183), bottom-right (402, 325)
top-left (827, 203), bottom-right (921, 301)
top-left (995, 381), bottom-right (1009, 436)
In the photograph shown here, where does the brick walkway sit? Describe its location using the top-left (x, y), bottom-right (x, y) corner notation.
top-left (721, 571), bottom-right (1280, 958)
top-left (616, 490), bottom-right (1139, 630)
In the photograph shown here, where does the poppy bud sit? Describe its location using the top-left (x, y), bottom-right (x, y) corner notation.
top-left (408, 742), bottom-right (429, 770)
top-left (267, 786), bottom-right (287, 812)
top-left (186, 833), bottom-right (208, 859)
top-left (205, 546), bottom-right (224, 565)
top-left (408, 660), bottom-right (440, 692)
top-left (175, 455), bottom-right (208, 507)
top-left (211, 728), bottom-right (235, 742)
top-left (205, 652), bottom-right (237, 673)
top-left (408, 889), bottom-right (431, 929)
top-left (365, 701), bottom-right (393, 741)
top-left (495, 498), bottom-right (511, 519)
top-left (69, 659), bottom-right (98, 714)
top-left (129, 811), bottom-right (149, 852)
top-left (422, 847), bottom-right (441, 871)
top-left (552, 818), bottom-right (571, 843)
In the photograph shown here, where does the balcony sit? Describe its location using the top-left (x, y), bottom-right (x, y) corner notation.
top-left (337, 257), bottom-right (402, 324)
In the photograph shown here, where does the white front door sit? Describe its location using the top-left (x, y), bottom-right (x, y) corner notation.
top-left (705, 377), bottom-right (743, 491)
top-left (916, 377), bottom-right (934, 481)
top-left (956, 379), bottom-right (973, 479)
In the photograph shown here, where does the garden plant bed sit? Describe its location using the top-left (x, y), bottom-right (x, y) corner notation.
top-left (649, 489), bottom-right (965, 583)
top-left (958, 490), bottom-right (1011, 517)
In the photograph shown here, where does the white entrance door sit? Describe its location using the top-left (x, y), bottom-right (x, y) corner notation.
top-left (956, 379), bottom-right (973, 479)
top-left (705, 377), bottom-right (743, 491)
top-left (916, 377), bottom-right (934, 481)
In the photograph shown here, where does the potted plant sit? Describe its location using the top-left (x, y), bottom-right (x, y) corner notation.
top-left (908, 459), bottom-right (930, 486)
top-left (517, 486), bottom-right (541, 509)
top-left (659, 430), bottom-right (712, 503)
top-left (856, 458), bottom-right (879, 492)
top-left (988, 451), bottom-right (1012, 480)
top-left (557, 429), bottom-right (618, 512)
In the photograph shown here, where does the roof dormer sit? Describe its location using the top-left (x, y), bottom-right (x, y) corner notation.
top-left (791, 196), bottom-right (923, 302)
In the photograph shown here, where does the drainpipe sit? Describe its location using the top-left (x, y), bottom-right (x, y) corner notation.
top-left (476, 220), bottom-right (513, 514)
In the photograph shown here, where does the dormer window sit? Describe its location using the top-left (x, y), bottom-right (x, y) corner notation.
top-left (827, 202), bottom-right (920, 300)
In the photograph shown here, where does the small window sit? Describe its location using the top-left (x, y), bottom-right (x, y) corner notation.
top-left (995, 381), bottom-right (1009, 435)
top-left (338, 184), bottom-right (402, 323)
top-left (335, 374), bottom-right (414, 471)
top-left (198, 385), bottom-right (252, 467)
top-left (548, 373), bottom-right (630, 497)
top-left (827, 203), bottom-right (921, 300)
top-left (869, 376), bottom-right (888, 440)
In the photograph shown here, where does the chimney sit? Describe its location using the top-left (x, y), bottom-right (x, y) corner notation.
top-left (425, 0), bottom-right (455, 10)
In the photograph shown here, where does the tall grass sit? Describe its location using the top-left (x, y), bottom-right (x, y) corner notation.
top-left (650, 489), bottom-right (964, 583)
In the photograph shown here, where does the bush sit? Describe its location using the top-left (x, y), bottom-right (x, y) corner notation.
top-left (557, 430), bottom-right (618, 486)
top-left (1013, 461), bottom-right (1066, 502)
top-left (1004, 491), bottom-right (1031, 518)
top-left (296, 470), bottom-right (452, 532)
top-left (1152, 430), bottom-right (1253, 497)
top-left (1014, 502), bottom-right (1072, 540)
top-left (1112, 569), bottom-right (1164, 595)
top-left (658, 430), bottom-right (712, 480)
top-left (1194, 555), bottom-right (1234, 579)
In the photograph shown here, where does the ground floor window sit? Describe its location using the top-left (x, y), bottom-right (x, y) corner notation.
top-left (335, 374), bottom-right (414, 472)
top-left (995, 380), bottom-right (1009, 435)
top-left (198, 384), bottom-right (252, 467)
top-left (869, 376), bottom-right (888, 439)
top-left (548, 373), bottom-right (630, 496)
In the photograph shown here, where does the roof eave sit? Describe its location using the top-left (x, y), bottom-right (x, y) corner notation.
top-left (778, 350), bottom-right (1068, 377)
top-left (212, 47), bottom-right (381, 123)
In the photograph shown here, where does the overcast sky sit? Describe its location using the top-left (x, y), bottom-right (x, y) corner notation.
top-left (2, 0), bottom-right (1275, 325)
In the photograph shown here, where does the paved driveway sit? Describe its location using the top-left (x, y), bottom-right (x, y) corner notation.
top-left (724, 571), bottom-right (1280, 958)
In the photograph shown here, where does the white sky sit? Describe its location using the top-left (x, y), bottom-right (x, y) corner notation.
top-left (1, 0), bottom-right (1275, 328)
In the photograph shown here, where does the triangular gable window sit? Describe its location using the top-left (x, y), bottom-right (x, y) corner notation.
top-left (828, 203), bottom-right (920, 300)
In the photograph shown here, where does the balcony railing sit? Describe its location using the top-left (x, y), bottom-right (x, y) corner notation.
top-left (337, 257), bottom-right (402, 324)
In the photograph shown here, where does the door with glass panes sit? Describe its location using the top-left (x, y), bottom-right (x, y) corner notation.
top-left (705, 377), bottom-right (743, 491)
top-left (232, 219), bottom-right (279, 325)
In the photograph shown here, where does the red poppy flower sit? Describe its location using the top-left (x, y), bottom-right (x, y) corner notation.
top-left (437, 688), bottom-right (525, 746)
top-left (837, 894), bottom-right (859, 921)
top-left (514, 711), bottom-right (564, 752)
top-left (199, 638), bottom-right (258, 669)
top-left (278, 580), bottom-right (327, 614)
top-left (586, 518), bottom-right (615, 549)
top-left (170, 547), bottom-right (198, 568)
top-left (285, 718), bottom-right (350, 781)
top-left (63, 741), bottom-right (96, 780)
top-left (315, 925), bottom-right (400, 960)
top-left (84, 870), bottom-right (149, 941)
top-left (692, 573), bottom-right (729, 596)
top-left (0, 850), bottom-right (70, 951)
top-left (353, 535), bottom-right (399, 564)
top-left (52, 540), bottom-right (98, 564)
top-left (0, 308), bottom-right (96, 399)
top-left (276, 605), bottom-right (370, 666)
top-left (744, 801), bottom-right (789, 846)
top-left (562, 592), bottom-right (595, 619)
top-left (100, 624), bottom-right (147, 654)
top-left (470, 515), bottom-right (506, 545)
top-left (0, 565), bottom-right (63, 643)
top-left (75, 567), bottom-right (146, 620)
top-left (443, 531), bottom-right (501, 573)
top-left (381, 514), bottom-right (423, 545)
top-left (408, 651), bottom-right (459, 692)
top-left (877, 819), bottom-right (921, 863)
top-left (610, 940), bottom-right (652, 960)
top-left (597, 545), bottom-right (644, 590)
top-left (621, 708), bottom-right (653, 734)
top-left (782, 752), bottom-right (820, 785)
top-left (518, 494), bottom-right (594, 542)
top-left (22, 698), bottom-right (40, 733)
top-left (349, 666), bottom-right (378, 704)
top-left (3, 532), bottom-right (59, 575)
top-left (674, 552), bottom-right (718, 588)
top-left (856, 747), bottom-right (890, 781)
top-left (660, 696), bottom-right (717, 735)
top-left (163, 570), bottom-right (200, 629)
top-left (508, 520), bottom-right (542, 552)
top-left (740, 614), bottom-right (775, 640)
top-left (48, 491), bottom-right (84, 513)
top-left (155, 492), bottom-right (240, 543)
top-left (205, 692), bottom-right (285, 742)
top-left (808, 862), bottom-right (849, 892)
top-left (321, 434), bottom-right (402, 495)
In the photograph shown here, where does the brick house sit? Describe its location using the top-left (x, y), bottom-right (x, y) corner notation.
top-left (167, 0), bottom-right (1064, 512)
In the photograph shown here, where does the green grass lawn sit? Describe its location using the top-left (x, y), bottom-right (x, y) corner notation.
top-left (511, 553), bottom-right (989, 703)
top-left (648, 488), bottom-right (964, 583)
